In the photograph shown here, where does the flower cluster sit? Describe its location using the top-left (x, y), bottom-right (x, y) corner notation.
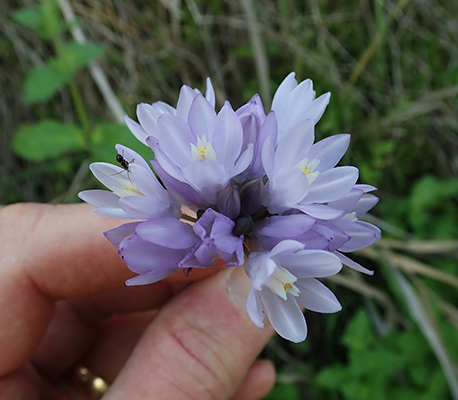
top-left (79, 73), bottom-right (381, 342)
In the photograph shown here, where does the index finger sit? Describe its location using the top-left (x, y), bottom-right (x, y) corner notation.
top-left (1, 203), bottom-right (215, 298)
top-left (0, 203), bottom-right (216, 376)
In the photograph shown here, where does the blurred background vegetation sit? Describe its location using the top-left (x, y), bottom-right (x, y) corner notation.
top-left (1, 0), bottom-right (458, 398)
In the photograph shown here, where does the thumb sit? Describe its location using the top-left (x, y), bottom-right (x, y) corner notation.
top-left (104, 266), bottom-right (274, 400)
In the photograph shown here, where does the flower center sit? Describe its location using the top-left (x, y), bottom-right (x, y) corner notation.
top-left (191, 136), bottom-right (217, 161)
top-left (295, 157), bottom-right (320, 184)
top-left (266, 266), bottom-right (300, 300)
top-left (112, 179), bottom-right (143, 198)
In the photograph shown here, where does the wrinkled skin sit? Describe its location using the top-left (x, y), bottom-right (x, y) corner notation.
top-left (0, 203), bottom-right (275, 400)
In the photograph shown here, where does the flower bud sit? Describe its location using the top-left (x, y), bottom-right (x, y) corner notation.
top-left (233, 215), bottom-right (255, 236)
top-left (217, 186), bottom-right (241, 219)
top-left (240, 178), bottom-right (265, 215)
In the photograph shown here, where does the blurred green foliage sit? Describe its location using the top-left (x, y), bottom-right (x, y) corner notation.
top-left (2, 0), bottom-right (458, 399)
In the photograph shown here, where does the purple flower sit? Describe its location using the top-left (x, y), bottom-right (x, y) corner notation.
top-left (78, 144), bottom-right (181, 219)
top-left (271, 72), bottom-right (331, 141)
top-left (106, 218), bottom-right (199, 285)
top-left (245, 240), bottom-right (342, 342)
top-left (262, 129), bottom-right (359, 219)
top-left (146, 97), bottom-right (254, 208)
top-left (124, 78), bottom-right (216, 145)
top-left (78, 72), bottom-right (381, 343)
top-left (180, 208), bottom-right (244, 269)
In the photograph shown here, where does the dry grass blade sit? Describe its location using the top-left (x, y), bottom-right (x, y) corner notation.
top-left (326, 273), bottom-right (392, 306)
top-left (57, 0), bottom-right (126, 123)
top-left (239, 0), bottom-right (270, 104)
top-left (389, 267), bottom-right (458, 400)
top-left (377, 239), bottom-right (458, 254)
top-left (358, 247), bottom-right (458, 289)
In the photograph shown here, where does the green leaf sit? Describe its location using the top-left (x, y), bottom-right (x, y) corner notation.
top-left (265, 382), bottom-right (302, 400)
top-left (13, 120), bottom-right (85, 161)
top-left (24, 64), bottom-right (72, 103)
top-left (56, 42), bottom-right (105, 72)
top-left (341, 309), bottom-right (375, 351)
top-left (40, 0), bottom-right (61, 39)
top-left (11, 7), bottom-right (42, 32)
top-left (23, 42), bottom-right (105, 103)
top-left (89, 122), bottom-right (154, 164)
top-left (11, 0), bottom-right (61, 40)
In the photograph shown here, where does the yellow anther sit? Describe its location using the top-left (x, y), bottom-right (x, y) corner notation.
top-left (302, 165), bottom-right (313, 175)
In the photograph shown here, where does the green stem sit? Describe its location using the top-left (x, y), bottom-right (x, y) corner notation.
top-left (67, 78), bottom-right (91, 148)
top-left (53, 36), bottom-right (91, 149)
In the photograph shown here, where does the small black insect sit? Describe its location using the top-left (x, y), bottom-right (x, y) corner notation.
top-left (111, 151), bottom-right (135, 183)
top-left (116, 153), bottom-right (134, 170)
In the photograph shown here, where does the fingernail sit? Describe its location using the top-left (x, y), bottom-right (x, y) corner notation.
top-left (227, 265), bottom-right (251, 315)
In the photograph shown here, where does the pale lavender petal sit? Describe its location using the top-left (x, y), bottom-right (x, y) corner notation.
top-left (266, 168), bottom-right (310, 212)
top-left (104, 222), bottom-right (140, 246)
top-left (149, 101), bottom-right (176, 117)
top-left (236, 93), bottom-right (266, 118)
top-left (261, 134), bottom-right (276, 179)
top-left (205, 77), bottom-right (215, 108)
top-left (305, 166), bottom-right (359, 204)
top-left (256, 214), bottom-right (316, 238)
top-left (327, 188), bottom-right (365, 213)
top-left (187, 95), bottom-right (217, 141)
top-left (261, 290), bottom-right (307, 343)
top-left (308, 134), bottom-right (350, 172)
top-left (274, 249), bottom-right (342, 278)
top-left (137, 103), bottom-right (159, 136)
top-left (280, 79), bottom-right (315, 132)
top-left (230, 144), bottom-right (254, 179)
top-left (354, 193), bottom-right (379, 216)
top-left (274, 119), bottom-right (314, 168)
top-left (243, 111), bottom-right (277, 180)
top-left (246, 287), bottom-right (265, 328)
top-left (115, 144), bottom-right (151, 171)
top-left (302, 92), bottom-right (331, 124)
top-left (147, 138), bottom-right (187, 183)
top-left (334, 251), bottom-right (374, 275)
top-left (150, 159), bottom-right (207, 209)
top-left (213, 102), bottom-right (243, 170)
top-left (181, 161), bottom-right (227, 203)
top-left (297, 204), bottom-right (344, 220)
top-left (135, 218), bottom-right (198, 249)
top-left (126, 267), bottom-right (178, 286)
top-left (271, 72), bottom-right (297, 122)
top-left (184, 209), bottom-right (244, 267)
top-left (335, 220), bottom-right (381, 252)
top-left (127, 163), bottom-right (181, 217)
top-left (245, 252), bottom-right (277, 290)
top-left (354, 184), bottom-right (377, 193)
top-left (267, 240), bottom-right (305, 257)
top-left (89, 162), bottom-right (133, 194)
top-left (119, 233), bottom-right (186, 274)
top-left (295, 278), bottom-right (342, 313)
top-left (124, 115), bottom-right (150, 145)
top-left (119, 196), bottom-right (176, 219)
top-left (78, 189), bottom-right (120, 209)
top-left (176, 85), bottom-right (200, 120)
top-left (155, 114), bottom-right (194, 168)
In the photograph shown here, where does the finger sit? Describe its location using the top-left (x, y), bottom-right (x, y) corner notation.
top-left (104, 266), bottom-right (274, 400)
top-left (82, 311), bottom-right (157, 383)
top-left (32, 285), bottom-right (171, 378)
top-left (0, 203), bottom-right (215, 377)
top-left (232, 360), bottom-right (276, 400)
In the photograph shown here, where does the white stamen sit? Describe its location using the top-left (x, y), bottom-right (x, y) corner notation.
top-left (266, 266), bottom-right (300, 300)
top-left (191, 136), bottom-right (217, 161)
top-left (295, 157), bottom-right (320, 184)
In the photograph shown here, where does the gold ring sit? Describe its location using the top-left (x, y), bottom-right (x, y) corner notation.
top-left (73, 366), bottom-right (109, 399)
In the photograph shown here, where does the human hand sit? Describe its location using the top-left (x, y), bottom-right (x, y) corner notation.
top-left (0, 203), bottom-right (275, 399)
